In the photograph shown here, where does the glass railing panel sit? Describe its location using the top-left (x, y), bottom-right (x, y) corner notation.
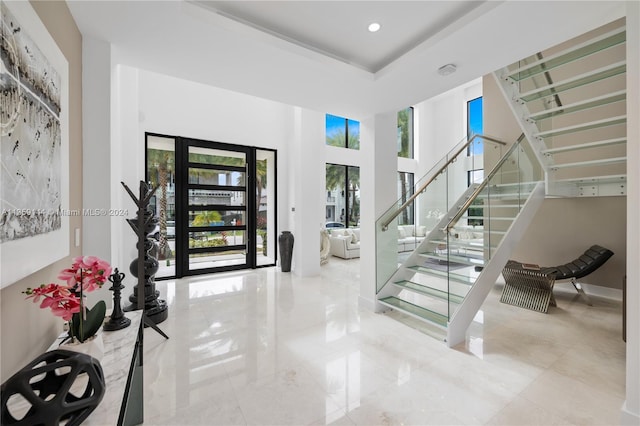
top-left (377, 166), bottom-right (449, 293)
top-left (444, 137), bottom-right (543, 319)
top-left (376, 135), bottom-right (506, 294)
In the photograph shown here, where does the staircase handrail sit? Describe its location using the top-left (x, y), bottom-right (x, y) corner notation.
top-left (445, 133), bottom-right (527, 232)
top-left (381, 134), bottom-right (507, 231)
top-left (535, 52), bottom-right (564, 109)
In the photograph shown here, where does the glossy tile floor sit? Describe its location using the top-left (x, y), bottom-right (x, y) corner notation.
top-left (143, 258), bottom-right (626, 425)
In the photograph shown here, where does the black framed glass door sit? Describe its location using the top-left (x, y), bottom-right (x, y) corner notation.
top-left (146, 133), bottom-right (277, 278)
top-left (176, 139), bottom-right (251, 274)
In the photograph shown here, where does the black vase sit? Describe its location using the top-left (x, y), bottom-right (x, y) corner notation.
top-left (278, 231), bottom-right (294, 272)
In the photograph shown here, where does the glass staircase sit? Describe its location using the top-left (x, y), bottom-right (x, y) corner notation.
top-left (375, 134), bottom-right (544, 346)
top-left (373, 19), bottom-right (626, 346)
top-left (494, 19), bottom-right (627, 197)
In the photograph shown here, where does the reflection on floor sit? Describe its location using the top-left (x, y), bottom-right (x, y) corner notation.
top-left (144, 257), bottom-right (625, 425)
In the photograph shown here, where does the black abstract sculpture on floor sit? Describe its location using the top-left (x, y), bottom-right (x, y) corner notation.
top-left (1, 350), bottom-right (105, 426)
top-left (122, 181), bottom-right (169, 339)
top-left (103, 268), bottom-right (131, 331)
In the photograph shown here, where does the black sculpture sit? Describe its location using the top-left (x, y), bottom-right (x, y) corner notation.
top-left (103, 268), bottom-right (131, 331)
top-left (1, 350), bottom-right (105, 426)
top-left (122, 181), bottom-right (169, 339)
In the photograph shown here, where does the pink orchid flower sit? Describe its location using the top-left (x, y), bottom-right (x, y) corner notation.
top-left (25, 256), bottom-right (111, 322)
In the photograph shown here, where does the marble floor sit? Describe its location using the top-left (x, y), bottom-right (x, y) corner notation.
top-left (143, 257), bottom-right (626, 425)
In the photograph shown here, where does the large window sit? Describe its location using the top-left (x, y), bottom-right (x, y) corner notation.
top-left (467, 97), bottom-right (483, 155)
top-left (397, 107), bottom-right (414, 159)
top-left (467, 97), bottom-right (484, 226)
top-left (325, 164), bottom-right (360, 228)
top-left (397, 172), bottom-right (414, 225)
top-left (326, 114), bottom-right (360, 149)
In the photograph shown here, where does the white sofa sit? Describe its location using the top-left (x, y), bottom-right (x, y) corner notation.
top-left (397, 225), bottom-right (427, 252)
top-left (328, 224), bottom-right (483, 260)
top-left (329, 225), bottom-right (429, 259)
top-left (329, 228), bottom-right (361, 259)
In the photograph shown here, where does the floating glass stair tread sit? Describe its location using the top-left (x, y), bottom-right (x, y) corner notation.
top-left (490, 181), bottom-right (540, 189)
top-left (535, 116), bottom-right (626, 138)
top-left (379, 296), bottom-right (448, 328)
top-left (554, 174), bottom-right (626, 185)
top-left (507, 28), bottom-right (626, 81)
top-left (483, 203), bottom-right (524, 209)
top-left (550, 157), bottom-right (626, 170)
top-left (468, 216), bottom-right (516, 221)
top-left (393, 280), bottom-right (465, 304)
top-left (429, 239), bottom-right (494, 249)
top-left (519, 62), bottom-right (626, 102)
top-left (484, 229), bottom-right (507, 235)
top-left (542, 137), bottom-right (627, 155)
top-left (476, 192), bottom-right (532, 200)
top-left (408, 266), bottom-right (476, 285)
top-left (529, 91), bottom-right (626, 121)
top-left (418, 253), bottom-right (485, 266)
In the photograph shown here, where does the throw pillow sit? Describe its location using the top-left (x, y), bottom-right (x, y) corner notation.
top-left (351, 233), bottom-right (358, 244)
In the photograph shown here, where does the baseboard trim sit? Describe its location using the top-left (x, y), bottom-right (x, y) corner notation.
top-left (358, 295), bottom-right (376, 312)
top-left (621, 401), bottom-right (640, 425)
top-left (554, 282), bottom-right (623, 301)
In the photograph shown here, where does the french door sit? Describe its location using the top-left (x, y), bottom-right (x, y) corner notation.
top-left (145, 133), bottom-right (276, 278)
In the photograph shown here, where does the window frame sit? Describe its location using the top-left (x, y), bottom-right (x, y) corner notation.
top-left (397, 107), bottom-right (414, 159)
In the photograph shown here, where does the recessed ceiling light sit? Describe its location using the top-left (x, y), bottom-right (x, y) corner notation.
top-left (368, 22), bottom-right (381, 33)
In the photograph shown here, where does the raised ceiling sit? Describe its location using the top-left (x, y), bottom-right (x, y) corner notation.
top-left (67, 1), bottom-right (625, 119)
top-left (193, 1), bottom-right (483, 73)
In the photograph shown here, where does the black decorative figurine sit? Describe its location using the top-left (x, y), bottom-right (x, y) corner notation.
top-left (103, 268), bottom-right (131, 331)
top-left (122, 181), bottom-right (169, 339)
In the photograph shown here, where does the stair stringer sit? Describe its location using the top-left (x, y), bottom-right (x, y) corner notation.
top-left (491, 71), bottom-right (558, 193)
top-left (446, 182), bottom-right (545, 347)
top-left (377, 184), bottom-right (481, 302)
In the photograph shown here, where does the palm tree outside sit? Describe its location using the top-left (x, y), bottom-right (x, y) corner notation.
top-left (147, 148), bottom-right (174, 260)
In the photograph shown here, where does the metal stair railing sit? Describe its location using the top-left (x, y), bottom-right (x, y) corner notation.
top-left (375, 134), bottom-right (507, 295)
top-left (380, 134), bottom-right (507, 231)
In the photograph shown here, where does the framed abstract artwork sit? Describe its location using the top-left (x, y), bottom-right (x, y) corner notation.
top-left (1, 0), bottom-right (69, 287)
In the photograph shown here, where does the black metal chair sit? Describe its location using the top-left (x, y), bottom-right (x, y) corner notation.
top-left (540, 245), bottom-right (614, 305)
top-left (501, 245), bottom-right (614, 312)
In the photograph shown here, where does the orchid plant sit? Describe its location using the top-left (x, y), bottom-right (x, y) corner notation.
top-left (24, 256), bottom-right (112, 343)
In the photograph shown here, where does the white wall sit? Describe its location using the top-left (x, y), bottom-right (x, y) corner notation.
top-left (290, 108), bottom-right (325, 276)
top-left (360, 112), bottom-right (398, 310)
top-left (137, 70), bottom-right (293, 153)
top-left (112, 65), bottom-right (142, 283)
top-left (82, 37), bottom-right (115, 307)
top-left (109, 68), bottom-right (332, 277)
top-left (623, 1), bottom-right (640, 423)
top-left (82, 38), bottom-right (112, 263)
top-left (412, 78), bottom-right (483, 227)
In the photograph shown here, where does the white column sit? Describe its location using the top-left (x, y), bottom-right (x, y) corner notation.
top-left (82, 37), bottom-right (112, 262)
top-left (359, 112), bottom-right (398, 311)
top-left (623, 1), bottom-right (640, 424)
top-left (290, 108), bottom-right (324, 277)
top-left (112, 66), bottom-right (142, 278)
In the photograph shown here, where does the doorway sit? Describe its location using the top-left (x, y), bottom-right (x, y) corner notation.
top-left (146, 133), bottom-right (277, 278)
